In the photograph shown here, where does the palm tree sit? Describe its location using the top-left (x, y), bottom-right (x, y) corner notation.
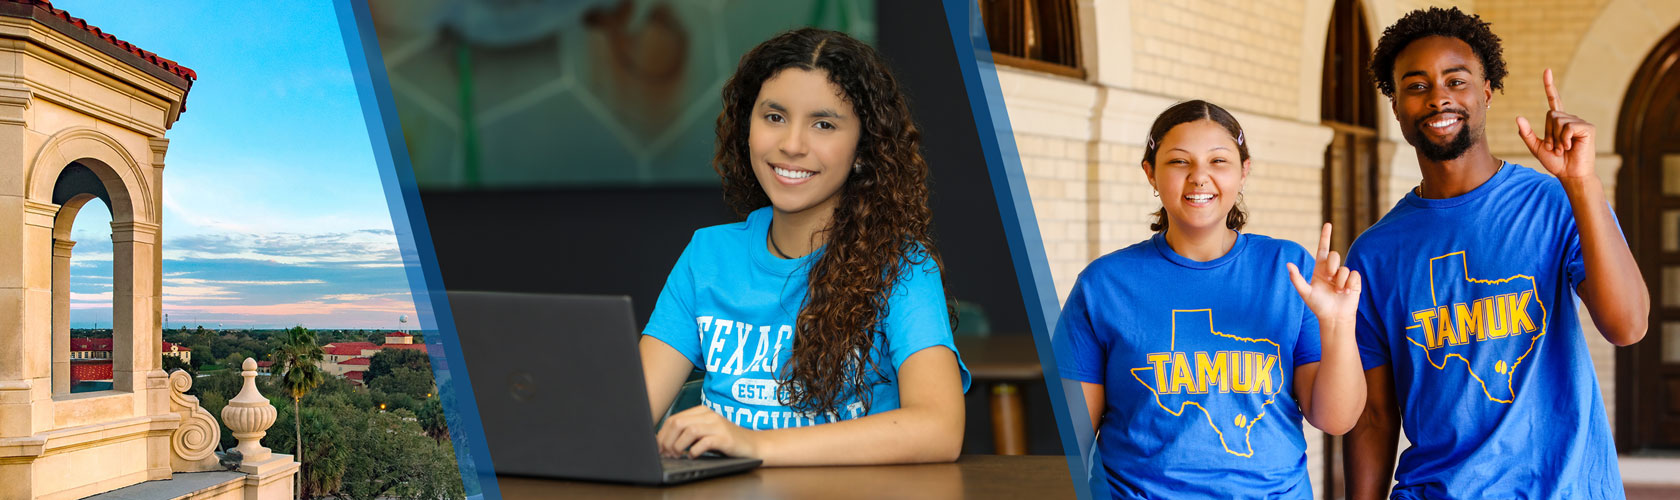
top-left (275, 325), bottom-right (324, 499)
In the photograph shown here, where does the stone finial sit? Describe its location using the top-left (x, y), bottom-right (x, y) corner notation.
top-left (221, 358), bottom-right (276, 463)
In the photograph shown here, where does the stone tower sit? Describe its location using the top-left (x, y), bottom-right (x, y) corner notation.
top-left (0, 2), bottom-right (292, 498)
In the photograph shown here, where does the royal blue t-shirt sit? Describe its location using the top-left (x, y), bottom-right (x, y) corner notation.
top-left (1058, 232), bottom-right (1322, 499)
top-left (643, 206), bottom-right (971, 429)
top-left (1346, 163), bottom-right (1621, 499)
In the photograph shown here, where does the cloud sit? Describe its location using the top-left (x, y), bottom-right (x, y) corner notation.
top-left (171, 278), bottom-right (328, 286)
top-left (319, 292), bottom-right (409, 302)
top-left (352, 262), bottom-right (407, 268)
top-left (69, 227), bottom-right (417, 328)
top-left (164, 231), bottom-right (402, 266)
top-left (71, 291), bottom-right (114, 309)
top-left (71, 291), bottom-right (113, 301)
top-left (168, 296), bottom-right (418, 317)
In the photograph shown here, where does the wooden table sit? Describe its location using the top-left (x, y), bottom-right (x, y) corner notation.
top-left (497, 455), bottom-right (1076, 499)
top-left (956, 335), bottom-right (1044, 455)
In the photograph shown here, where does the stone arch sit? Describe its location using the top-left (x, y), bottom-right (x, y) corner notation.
top-left (1609, 21), bottom-right (1680, 450)
top-left (25, 127), bottom-right (161, 398)
top-left (1561, 0), bottom-right (1680, 154)
top-left (53, 192), bottom-right (102, 239)
top-left (25, 127), bottom-right (153, 224)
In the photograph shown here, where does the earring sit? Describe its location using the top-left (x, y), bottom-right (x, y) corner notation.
top-left (1151, 188), bottom-right (1159, 197)
top-left (853, 162), bottom-right (862, 174)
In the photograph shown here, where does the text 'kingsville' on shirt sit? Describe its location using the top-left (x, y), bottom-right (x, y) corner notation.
top-left (643, 206), bottom-right (971, 431)
top-left (1346, 163), bottom-right (1621, 499)
top-left (1058, 232), bottom-right (1322, 500)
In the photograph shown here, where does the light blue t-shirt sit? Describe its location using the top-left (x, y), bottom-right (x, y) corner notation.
top-left (1058, 232), bottom-right (1322, 499)
top-left (1346, 163), bottom-right (1621, 499)
top-left (643, 206), bottom-right (971, 429)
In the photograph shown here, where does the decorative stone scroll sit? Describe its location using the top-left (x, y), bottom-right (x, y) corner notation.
top-left (221, 357), bottom-right (277, 463)
top-left (167, 368), bottom-right (223, 471)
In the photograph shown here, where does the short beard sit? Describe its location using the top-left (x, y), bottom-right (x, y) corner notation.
top-left (1413, 112), bottom-right (1476, 162)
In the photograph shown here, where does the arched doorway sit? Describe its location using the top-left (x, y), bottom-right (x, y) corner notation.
top-left (1319, 0), bottom-right (1381, 494)
top-left (1614, 23), bottom-right (1680, 451)
top-left (1321, 0), bottom-right (1380, 253)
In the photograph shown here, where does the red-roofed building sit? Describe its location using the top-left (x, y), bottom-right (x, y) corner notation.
top-left (322, 342), bottom-right (378, 360)
top-left (319, 341), bottom-right (379, 376)
top-left (162, 341), bottom-right (191, 363)
top-left (69, 338), bottom-right (111, 359)
top-left (319, 333), bottom-right (430, 379)
top-left (336, 357), bottom-right (372, 384)
top-left (71, 337), bottom-right (190, 363)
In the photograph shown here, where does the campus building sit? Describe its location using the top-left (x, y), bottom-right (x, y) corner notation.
top-left (992, 0), bottom-right (1680, 495)
top-left (318, 332), bottom-right (428, 384)
top-left (0, 1), bottom-right (295, 498)
top-left (68, 337), bottom-right (190, 362)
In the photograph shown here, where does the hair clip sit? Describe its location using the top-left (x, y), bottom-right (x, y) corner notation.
top-left (1236, 129), bottom-right (1245, 146)
top-left (1146, 135), bottom-right (1157, 150)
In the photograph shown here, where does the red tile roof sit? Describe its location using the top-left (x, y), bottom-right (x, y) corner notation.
top-left (323, 342), bottom-right (378, 356)
top-left (70, 337), bottom-right (112, 351)
top-left (70, 359), bottom-right (111, 382)
top-left (73, 338), bottom-right (192, 353)
top-left (385, 331), bottom-right (412, 338)
top-left (345, 371), bottom-right (364, 382)
top-left (7, 1), bottom-right (196, 82)
top-left (256, 361), bottom-right (274, 368)
top-left (339, 357), bottom-right (371, 366)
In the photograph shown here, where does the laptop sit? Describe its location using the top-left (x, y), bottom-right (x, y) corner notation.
top-left (448, 291), bottom-right (762, 485)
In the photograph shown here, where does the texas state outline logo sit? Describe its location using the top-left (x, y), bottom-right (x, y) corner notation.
top-left (1129, 309), bottom-right (1285, 458)
top-left (1403, 251), bottom-right (1548, 404)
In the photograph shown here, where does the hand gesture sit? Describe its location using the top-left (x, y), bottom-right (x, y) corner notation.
top-left (1516, 68), bottom-right (1596, 180)
top-left (1287, 223), bottom-right (1361, 327)
top-left (657, 405), bottom-right (760, 459)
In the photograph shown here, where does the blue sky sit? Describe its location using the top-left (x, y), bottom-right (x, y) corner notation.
top-left (59, 1), bottom-right (416, 329)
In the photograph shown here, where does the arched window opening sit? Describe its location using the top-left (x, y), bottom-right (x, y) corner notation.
top-left (64, 196), bottom-right (114, 394)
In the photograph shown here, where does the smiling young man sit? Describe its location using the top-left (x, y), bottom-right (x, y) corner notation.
top-left (1342, 7), bottom-right (1649, 500)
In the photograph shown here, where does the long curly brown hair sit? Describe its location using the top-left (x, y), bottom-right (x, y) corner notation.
top-left (713, 28), bottom-right (954, 417)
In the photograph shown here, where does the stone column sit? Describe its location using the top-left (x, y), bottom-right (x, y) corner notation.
top-left (146, 138), bottom-right (166, 346)
top-left (51, 239), bottom-right (72, 395)
top-left (0, 87), bottom-right (32, 499)
top-left (110, 220), bottom-right (159, 394)
top-left (16, 200), bottom-right (58, 436)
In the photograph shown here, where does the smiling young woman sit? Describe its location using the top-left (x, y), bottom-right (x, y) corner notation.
top-left (1056, 100), bottom-right (1366, 498)
top-left (635, 28), bottom-right (970, 467)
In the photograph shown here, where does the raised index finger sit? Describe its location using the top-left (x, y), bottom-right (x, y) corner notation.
top-left (1317, 222), bottom-right (1332, 260)
top-left (1544, 68), bottom-right (1562, 111)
